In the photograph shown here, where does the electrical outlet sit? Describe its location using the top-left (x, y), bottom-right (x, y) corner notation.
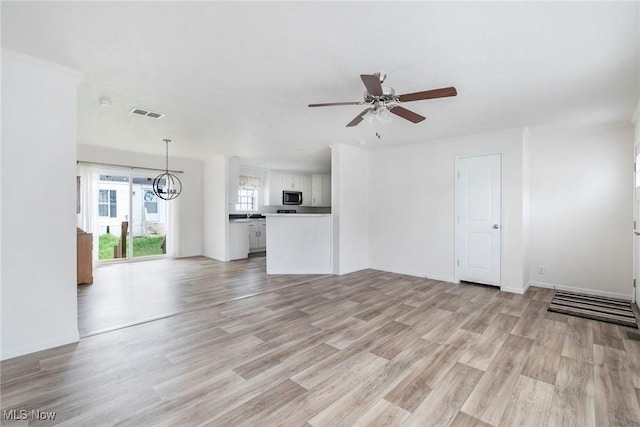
top-left (538, 265), bottom-right (545, 275)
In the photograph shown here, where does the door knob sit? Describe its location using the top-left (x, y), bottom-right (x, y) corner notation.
top-left (492, 224), bottom-right (500, 229)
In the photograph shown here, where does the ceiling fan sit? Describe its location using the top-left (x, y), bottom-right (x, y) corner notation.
top-left (308, 73), bottom-right (457, 127)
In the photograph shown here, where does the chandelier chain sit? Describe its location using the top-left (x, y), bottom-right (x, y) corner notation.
top-left (164, 139), bottom-right (170, 173)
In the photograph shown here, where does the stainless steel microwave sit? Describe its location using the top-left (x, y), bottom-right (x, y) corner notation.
top-left (282, 190), bottom-right (303, 205)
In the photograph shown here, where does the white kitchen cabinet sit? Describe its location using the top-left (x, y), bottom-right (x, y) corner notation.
top-left (300, 174), bottom-right (312, 206)
top-left (258, 221), bottom-right (266, 248)
top-left (283, 173), bottom-right (301, 191)
top-left (265, 170), bottom-right (284, 206)
top-left (265, 170), bottom-right (317, 206)
top-left (248, 220), bottom-right (266, 252)
top-left (311, 173), bottom-right (331, 207)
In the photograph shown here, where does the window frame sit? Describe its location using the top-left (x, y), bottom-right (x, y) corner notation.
top-left (235, 186), bottom-right (259, 212)
top-left (98, 189), bottom-right (117, 218)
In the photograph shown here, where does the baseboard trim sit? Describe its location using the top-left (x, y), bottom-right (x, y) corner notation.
top-left (369, 265), bottom-right (456, 283)
top-left (426, 274), bottom-right (458, 283)
top-left (1, 330), bottom-right (80, 361)
top-left (201, 255), bottom-right (229, 262)
top-left (500, 284), bottom-right (528, 295)
top-left (528, 281), bottom-right (633, 301)
top-left (369, 265), bottom-right (424, 278)
top-left (267, 269), bottom-right (332, 275)
top-left (335, 266), bottom-right (368, 276)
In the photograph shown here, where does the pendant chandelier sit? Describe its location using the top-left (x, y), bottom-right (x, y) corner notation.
top-left (152, 139), bottom-right (182, 200)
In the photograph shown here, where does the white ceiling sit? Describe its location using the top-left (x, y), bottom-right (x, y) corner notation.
top-left (2, 1), bottom-right (639, 171)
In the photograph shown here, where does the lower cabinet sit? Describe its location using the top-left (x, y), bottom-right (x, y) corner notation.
top-left (248, 220), bottom-right (266, 252)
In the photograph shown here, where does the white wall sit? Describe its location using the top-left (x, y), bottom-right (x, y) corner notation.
top-left (76, 145), bottom-right (203, 258)
top-left (636, 111), bottom-right (640, 305)
top-left (522, 128), bottom-right (532, 289)
top-left (1, 51), bottom-right (83, 359)
top-left (203, 155), bottom-right (229, 261)
top-left (331, 144), bottom-right (370, 275)
top-left (369, 128), bottom-right (528, 292)
top-left (528, 124), bottom-right (634, 298)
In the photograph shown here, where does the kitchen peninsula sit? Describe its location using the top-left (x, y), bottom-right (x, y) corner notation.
top-left (264, 213), bottom-right (332, 274)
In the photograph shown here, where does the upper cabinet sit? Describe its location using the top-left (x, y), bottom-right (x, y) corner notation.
top-left (311, 174), bottom-right (331, 207)
top-left (300, 175), bottom-right (312, 206)
top-left (283, 173), bottom-right (301, 191)
top-left (265, 170), bottom-right (284, 206)
top-left (264, 170), bottom-right (330, 207)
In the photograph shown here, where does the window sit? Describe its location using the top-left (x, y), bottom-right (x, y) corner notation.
top-left (99, 189), bottom-right (117, 217)
top-left (236, 187), bottom-right (258, 211)
top-left (144, 190), bottom-right (158, 213)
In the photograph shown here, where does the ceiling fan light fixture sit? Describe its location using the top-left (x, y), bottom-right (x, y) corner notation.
top-left (376, 106), bottom-right (393, 124)
top-left (362, 109), bottom-right (375, 125)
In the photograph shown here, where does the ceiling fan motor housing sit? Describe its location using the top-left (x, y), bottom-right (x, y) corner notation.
top-left (364, 86), bottom-right (397, 106)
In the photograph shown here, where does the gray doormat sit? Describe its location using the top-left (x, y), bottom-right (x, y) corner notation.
top-left (548, 290), bottom-right (638, 329)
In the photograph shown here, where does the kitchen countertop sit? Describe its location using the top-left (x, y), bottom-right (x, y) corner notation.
top-left (263, 213), bottom-right (331, 217)
top-left (229, 214), bottom-right (265, 220)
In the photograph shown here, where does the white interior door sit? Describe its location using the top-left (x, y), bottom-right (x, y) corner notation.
top-left (456, 154), bottom-right (502, 286)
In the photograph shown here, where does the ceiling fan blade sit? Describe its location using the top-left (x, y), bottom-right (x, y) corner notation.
top-left (389, 106), bottom-right (425, 123)
top-left (361, 74), bottom-right (383, 96)
top-left (308, 101), bottom-right (363, 107)
top-left (346, 109), bottom-right (371, 127)
top-left (397, 87), bottom-right (457, 103)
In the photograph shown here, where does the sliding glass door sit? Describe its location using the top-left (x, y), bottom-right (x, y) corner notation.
top-left (97, 172), bottom-right (168, 261)
top-left (97, 174), bottom-right (130, 261)
top-left (131, 176), bottom-right (167, 258)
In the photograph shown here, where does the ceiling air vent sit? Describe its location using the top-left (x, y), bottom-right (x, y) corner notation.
top-left (130, 107), bottom-right (164, 119)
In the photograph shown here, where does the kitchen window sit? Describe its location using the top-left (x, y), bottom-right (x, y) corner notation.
top-left (236, 187), bottom-right (258, 211)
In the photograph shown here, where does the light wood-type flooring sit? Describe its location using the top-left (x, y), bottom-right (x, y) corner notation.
top-left (77, 255), bottom-right (312, 336)
top-left (2, 256), bottom-right (640, 426)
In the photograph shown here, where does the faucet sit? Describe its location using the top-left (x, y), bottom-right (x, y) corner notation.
top-left (246, 213), bottom-right (252, 219)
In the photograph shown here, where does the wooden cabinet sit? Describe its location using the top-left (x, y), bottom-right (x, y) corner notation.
top-left (77, 228), bottom-right (93, 285)
top-left (311, 174), bottom-right (331, 207)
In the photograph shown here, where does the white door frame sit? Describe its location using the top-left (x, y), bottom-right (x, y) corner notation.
top-left (454, 153), bottom-right (504, 287)
top-left (96, 167), bottom-right (170, 264)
